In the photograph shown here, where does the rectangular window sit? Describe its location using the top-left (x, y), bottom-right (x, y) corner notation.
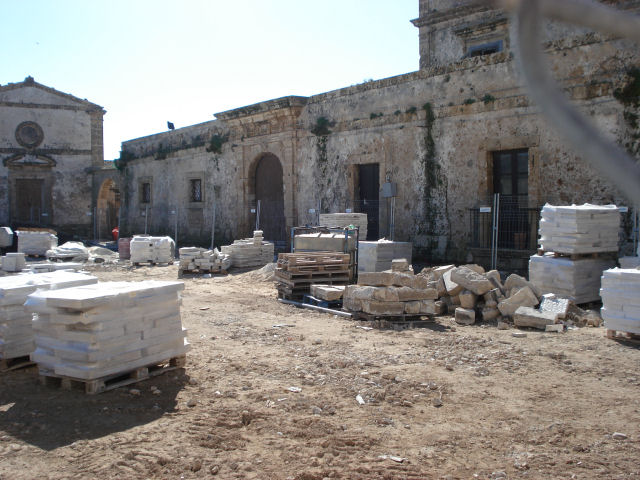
top-left (141, 182), bottom-right (151, 204)
top-left (190, 179), bottom-right (202, 202)
top-left (467, 40), bottom-right (503, 58)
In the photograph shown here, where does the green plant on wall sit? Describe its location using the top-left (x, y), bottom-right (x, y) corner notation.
top-left (311, 116), bottom-right (336, 209)
top-left (206, 133), bottom-right (229, 154)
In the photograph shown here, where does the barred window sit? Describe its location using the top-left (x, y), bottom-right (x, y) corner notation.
top-left (190, 179), bottom-right (202, 202)
top-left (141, 182), bottom-right (151, 204)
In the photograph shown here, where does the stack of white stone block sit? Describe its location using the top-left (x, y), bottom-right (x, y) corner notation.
top-left (130, 236), bottom-right (175, 264)
top-left (530, 203), bottom-right (620, 304)
top-left (529, 254), bottom-right (614, 304)
top-left (600, 268), bottom-right (640, 335)
top-left (319, 213), bottom-right (368, 239)
top-left (178, 247), bottom-right (231, 272)
top-left (1, 253), bottom-right (27, 272)
top-left (358, 240), bottom-right (413, 273)
top-left (26, 280), bottom-right (189, 380)
top-left (0, 271), bottom-right (97, 360)
top-left (221, 231), bottom-right (274, 268)
top-left (538, 203), bottom-right (620, 254)
top-left (17, 231), bottom-right (58, 256)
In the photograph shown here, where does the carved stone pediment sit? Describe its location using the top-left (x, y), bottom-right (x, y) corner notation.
top-left (3, 152), bottom-right (56, 168)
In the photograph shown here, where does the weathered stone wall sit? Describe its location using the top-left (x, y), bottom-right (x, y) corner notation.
top-left (0, 79), bottom-right (105, 237)
top-left (118, 2), bottom-right (640, 262)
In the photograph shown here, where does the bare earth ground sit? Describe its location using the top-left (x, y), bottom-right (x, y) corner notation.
top-left (0, 263), bottom-right (639, 480)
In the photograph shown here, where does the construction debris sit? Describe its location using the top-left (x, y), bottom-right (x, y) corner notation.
top-left (221, 231), bottom-right (274, 268)
top-left (538, 203), bottom-right (620, 254)
top-left (26, 280), bottom-right (189, 383)
top-left (46, 241), bottom-right (89, 262)
top-left (0, 271), bottom-right (98, 361)
top-left (130, 236), bottom-right (175, 265)
top-left (600, 268), bottom-right (640, 337)
top-left (178, 247), bottom-right (231, 274)
top-left (17, 230), bottom-right (58, 256)
top-left (275, 252), bottom-right (350, 300)
top-left (319, 213), bottom-right (368, 239)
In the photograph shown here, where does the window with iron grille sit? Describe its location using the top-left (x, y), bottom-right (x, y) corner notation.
top-left (190, 178), bottom-right (202, 202)
top-left (141, 182), bottom-right (151, 204)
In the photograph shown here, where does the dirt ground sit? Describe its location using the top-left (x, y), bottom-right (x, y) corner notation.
top-left (0, 263), bottom-right (639, 479)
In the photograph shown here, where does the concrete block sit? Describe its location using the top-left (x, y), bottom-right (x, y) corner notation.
top-left (310, 284), bottom-right (345, 301)
top-left (459, 290), bottom-right (477, 309)
top-left (513, 306), bottom-right (558, 330)
top-left (498, 286), bottom-right (539, 317)
top-left (455, 307), bottom-right (475, 325)
top-left (539, 293), bottom-right (570, 319)
top-left (450, 266), bottom-right (493, 296)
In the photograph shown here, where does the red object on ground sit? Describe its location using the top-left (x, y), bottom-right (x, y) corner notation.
top-left (111, 227), bottom-right (119, 241)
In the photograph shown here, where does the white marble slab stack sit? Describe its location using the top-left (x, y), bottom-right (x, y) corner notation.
top-left (600, 268), bottom-right (640, 335)
top-left (0, 271), bottom-right (98, 360)
top-left (538, 204), bottom-right (620, 254)
top-left (130, 236), bottom-right (175, 264)
top-left (221, 231), bottom-right (274, 268)
top-left (1, 253), bottom-right (27, 272)
top-left (529, 254), bottom-right (615, 304)
top-left (17, 231), bottom-right (58, 256)
top-left (26, 280), bottom-right (189, 380)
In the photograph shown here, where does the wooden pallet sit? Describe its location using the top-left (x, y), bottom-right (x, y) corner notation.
top-left (38, 355), bottom-right (186, 395)
top-left (350, 311), bottom-right (433, 330)
top-left (274, 268), bottom-right (350, 280)
top-left (274, 274), bottom-right (350, 287)
top-left (0, 355), bottom-right (34, 373)
top-left (606, 329), bottom-right (640, 344)
top-left (277, 262), bottom-right (350, 274)
top-left (536, 249), bottom-right (617, 260)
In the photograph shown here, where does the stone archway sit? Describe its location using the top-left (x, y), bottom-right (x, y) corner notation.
top-left (96, 178), bottom-right (120, 240)
top-left (249, 153), bottom-right (286, 244)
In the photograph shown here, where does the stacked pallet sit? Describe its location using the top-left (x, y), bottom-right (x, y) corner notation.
top-left (17, 231), bottom-right (58, 256)
top-left (0, 271), bottom-right (98, 363)
top-left (25, 280), bottom-right (189, 390)
top-left (529, 254), bottom-right (615, 304)
top-left (221, 231), bottom-right (274, 268)
top-left (319, 213), bottom-right (367, 239)
top-left (178, 247), bottom-right (231, 274)
top-left (358, 240), bottom-right (413, 272)
top-left (343, 261), bottom-right (443, 318)
top-left (600, 268), bottom-right (640, 338)
top-left (538, 203), bottom-right (620, 254)
top-left (275, 252), bottom-right (351, 299)
top-left (130, 236), bottom-right (175, 264)
top-left (1, 253), bottom-right (26, 272)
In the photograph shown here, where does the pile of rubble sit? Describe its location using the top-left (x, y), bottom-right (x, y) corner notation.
top-left (130, 236), bottom-right (175, 265)
top-left (17, 230), bottom-right (58, 256)
top-left (178, 247), bottom-right (231, 274)
top-left (0, 271), bottom-right (97, 361)
top-left (26, 280), bottom-right (189, 381)
top-left (221, 230), bottom-right (274, 268)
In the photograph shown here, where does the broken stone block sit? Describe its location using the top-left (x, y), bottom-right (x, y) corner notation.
top-left (486, 270), bottom-right (504, 291)
top-left (504, 273), bottom-right (542, 299)
top-left (432, 264), bottom-right (455, 280)
top-left (443, 269), bottom-right (463, 296)
top-left (539, 293), bottom-right (570, 319)
top-left (450, 295), bottom-right (461, 305)
top-left (310, 284), bottom-right (345, 301)
top-left (434, 300), bottom-right (447, 315)
top-left (481, 307), bottom-right (500, 321)
top-left (410, 275), bottom-right (429, 290)
top-left (513, 306), bottom-right (558, 330)
top-left (361, 301), bottom-right (405, 316)
top-left (498, 286), bottom-right (539, 317)
top-left (450, 266), bottom-right (494, 295)
top-left (372, 287), bottom-right (400, 302)
top-left (462, 264), bottom-right (485, 274)
top-left (419, 300), bottom-right (439, 314)
top-left (346, 285), bottom-right (378, 300)
top-left (343, 296), bottom-right (362, 312)
top-left (404, 301), bottom-right (422, 315)
top-left (545, 324), bottom-right (564, 333)
top-left (485, 299), bottom-right (498, 308)
top-left (455, 307), bottom-right (475, 325)
top-left (497, 320), bottom-right (510, 330)
top-left (436, 277), bottom-right (446, 297)
top-left (396, 286), bottom-right (438, 301)
top-left (358, 272), bottom-right (395, 287)
top-left (391, 258), bottom-right (410, 272)
top-left (459, 290), bottom-right (477, 309)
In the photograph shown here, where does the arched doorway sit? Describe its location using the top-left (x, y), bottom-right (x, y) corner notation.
top-left (251, 153), bottom-right (286, 245)
top-left (97, 179), bottom-right (120, 240)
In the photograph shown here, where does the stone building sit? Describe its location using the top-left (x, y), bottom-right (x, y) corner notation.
top-left (0, 76), bottom-right (116, 239)
top-left (117, 0), bottom-right (640, 269)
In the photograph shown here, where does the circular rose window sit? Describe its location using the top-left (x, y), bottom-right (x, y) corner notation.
top-left (15, 121), bottom-right (44, 148)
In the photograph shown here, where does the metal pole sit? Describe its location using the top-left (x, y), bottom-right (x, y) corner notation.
top-left (144, 205), bottom-right (148, 235)
top-left (255, 200), bottom-right (261, 231)
top-left (93, 207), bottom-right (97, 241)
top-left (390, 197), bottom-right (396, 241)
top-left (174, 207), bottom-right (178, 245)
top-left (210, 200), bottom-right (216, 250)
top-left (491, 193), bottom-right (500, 271)
top-left (317, 199), bottom-right (321, 226)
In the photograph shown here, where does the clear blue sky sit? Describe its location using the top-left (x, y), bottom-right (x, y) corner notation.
top-left (1, 1), bottom-right (418, 160)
